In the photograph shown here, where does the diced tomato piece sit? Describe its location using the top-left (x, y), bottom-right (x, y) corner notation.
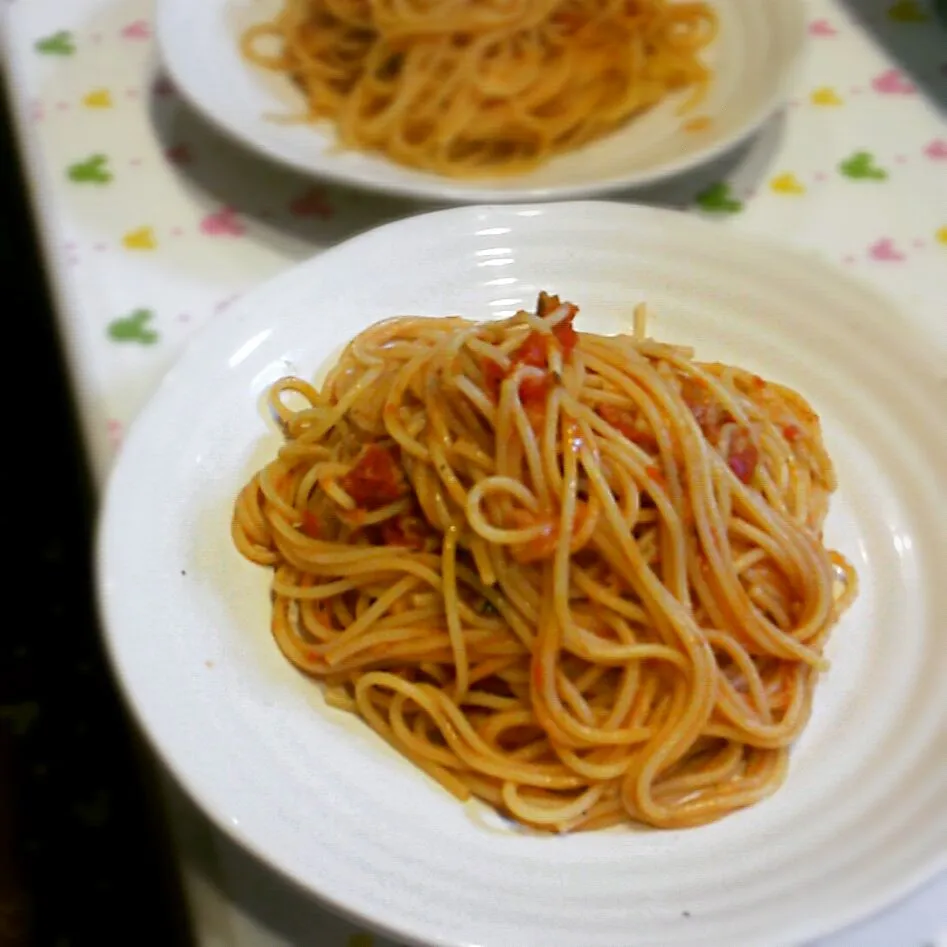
top-left (482, 295), bottom-right (580, 405)
top-left (515, 331), bottom-right (548, 369)
top-left (536, 291), bottom-right (561, 316)
top-left (682, 378), bottom-right (728, 442)
top-left (596, 404), bottom-right (657, 448)
top-left (552, 305), bottom-right (579, 356)
top-left (727, 430), bottom-right (759, 484)
top-left (597, 403), bottom-right (636, 439)
top-left (380, 515), bottom-right (427, 550)
top-left (553, 11), bottom-right (583, 31)
top-left (482, 357), bottom-right (505, 402)
top-left (301, 510), bottom-right (320, 538)
top-left (783, 424), bottom-right (801, 442)
top-left (340, 444), bottom-right (405, 508)
top-left (519, 373), bottom-right (550, 405)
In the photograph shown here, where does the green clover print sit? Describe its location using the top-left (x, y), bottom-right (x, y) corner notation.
top-left (839, 151), bottom-right (888, 180)
top-left (68, 154), bottom-right (113, 185)
top-left (108, 309), bottom-right (159, 345)
top-left (35, 30), bottom-right (76, 55)
top-left (695, 182), bottom-right (743, 214)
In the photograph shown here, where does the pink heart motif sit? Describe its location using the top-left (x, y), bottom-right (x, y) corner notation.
top-left (107, 419), bottom-right (124, 448)
top-left (808, 19), bottom-right (837, 36)
top-left (290, 187), bottom-right (334, 218)
top-left (871, 69), bottom-right (915, 95)
top-left (200, 207), bottom-right (246, 237)
top-left (868, 238), bottom-right (905, 262)
top-left (121, 19), bottom-right (151, 40)
top-left (924, 139), bottom-right (947, 160)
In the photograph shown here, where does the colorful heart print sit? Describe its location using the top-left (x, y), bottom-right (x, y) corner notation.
top-left (872, 69), bottom-right (915, 94)
top-left (808, 19), bottom-right (837, 36)
top-left (924, 139), bottom-right (947, 160)
top-left (695, 182), bottom-right (743, 214)
top-left (770, 173), bottom-right (806, 195)
top-left (121, 19), bottom-right (152, 40)
top-left (108, 308), bottom-right (159, 345)
top-left (122, 227), bottom-right (158, 251)
top-left (868, 238), bottom-right (905, 262)
top-left (83, 89), bottom-right (113, 109)
top-left (35, 30), bottom-right (75, 55)
top-left (937, 227), bottom-right (947, 246)
top-left (200, 207), bottom-right (246, 236)
top-left (887, 0), bottom-right (928, 21)
top-left (811, 87), bottom-right (843, 106)
top-left (68, 154), bottom-right (113, 184)
top-left (840, 151), bottom-right (888, 180)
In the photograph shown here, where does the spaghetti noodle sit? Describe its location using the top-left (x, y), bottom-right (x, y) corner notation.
top-left (232, 294), bottom-right (856, 831)
top-left (241, 0), bottom-right (717, 176)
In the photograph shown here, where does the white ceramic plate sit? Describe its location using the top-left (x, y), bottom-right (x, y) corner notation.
top-left (97, 203), bottom-right (947, 947)
top-left (155, 0), bottom-right (806, 203)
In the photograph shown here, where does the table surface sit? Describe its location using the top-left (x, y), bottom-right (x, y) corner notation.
top-left (2, 0), bottom-right (945, 944)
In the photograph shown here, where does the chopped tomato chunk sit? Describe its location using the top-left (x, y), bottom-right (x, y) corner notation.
top-left (536, 291), bottom-right (561, 316)
top-left (596, 404), bottom-right (657, 448)
top-left (481, 295), bottom-right (580, 407)
top-left (727, 429), bottom-right (759, 484)
top-left (380, 514), bottom-right (427, 550)
top-left (482, 357), bottom-right (505, 402)
top-left (681, 378), bottom-right (729, 441)
top-left (551, 306), bottom-right (579, 356)
top-left (783, 424), bottom-right (801, 442)
top-left (301, 510), bottom-right (320, 538)
top-left (519, 373), bottom-right (550, 405)
top-left (340, 444), bottom-right (405, 508)
top-left (516, 331), bottom-right (548, 369)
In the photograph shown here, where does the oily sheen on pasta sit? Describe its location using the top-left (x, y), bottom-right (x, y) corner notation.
top-left (232, 295), bottom-right (856, 832)
top-left (241, 0), bottom-right (717, 176)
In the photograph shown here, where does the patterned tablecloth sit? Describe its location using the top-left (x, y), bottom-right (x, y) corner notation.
top-left (2, 0), bottom-right (944, 944)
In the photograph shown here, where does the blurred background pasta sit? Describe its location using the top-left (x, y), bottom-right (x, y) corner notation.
top-left (242, 0), bottom-right (717, 176)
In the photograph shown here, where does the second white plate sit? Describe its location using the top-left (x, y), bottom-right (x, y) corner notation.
top-left (156, 0), bottom-right (806, 203)
top-left (97, 202), bottom-right (947, 947)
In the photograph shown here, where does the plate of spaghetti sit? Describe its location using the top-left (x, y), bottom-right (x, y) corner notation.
top-left (98, 203), bottom-right (947, 947)
top-left (155, 0), bottom-right (806, 201)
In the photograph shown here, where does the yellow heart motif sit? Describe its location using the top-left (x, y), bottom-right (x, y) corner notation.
top-left (770, 173), bottom-right (806, 195)
top-left (937, 227), bottom-right (947, 245)
top-left (83, 88), bottom-right (113, 109)
top-left (811, 87), bottom-right (843, 106)
top-left (122, 227), bottom-right (157, 251)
